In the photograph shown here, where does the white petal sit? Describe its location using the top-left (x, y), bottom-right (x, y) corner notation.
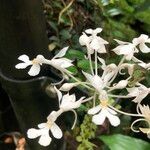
top-left (132, 91), bottom-right (149, 103)
top-left (28, 64), bottom-right (40, 76)
top-left (60, 94), bottom-right (76, 108)
top-left (15, 62), bottom-right (31, 69)
top-left (112, 80), bottom-right (128, 90)
top-left (106, 111), bottom-right (120, 127)
top-left (97, 44), bottom-right (107, 53)
top-left (132, 34), bottom-right (149, 45)
top-left (53, 46), bottom-right (69, 59)
top-left (38, 134), bottom-right (51, 146)
top-left (27, 128), bottom-right (41, 139)
top-left (114, 39), bottom-right (129, 45)
top-left (38, 123), bottom-right (46, 129)
top-left (90, 38), bottom-right (101, 50)
top-left (82, 71), bottom-right (103, 91)
top-left (92, 109), bottom-right (106, 125)
top-left (127, 87), bottom-right (139, 96)
top-left (98, 57), bottom-right (106, 69)
top-left (88, 105), bottom-right (101, 115)
top-left (18, 54), bottom-right (30, 62)
top-left (54, 86), bottom-right (62, 105)
top-left (47, 111), bottom-right (58, 122)
top-left (94, 28), bottom-right (102, 34)
top-left (112, 44), bottom-right (135, 56)
top-left (70, 99), bottom-right (83, 109)
top-left (51, 58), bottom-right (73, 68)
top-left (51, 123), bottom-right (62, 139)
top-left (79, 33), bottom-right (90, 46)
top-left (139, 43), bottom-right (150, 53)
top-left (85, 29), bottom-right (93, 34)
top-left (107, 107), bottom-right (117, 115)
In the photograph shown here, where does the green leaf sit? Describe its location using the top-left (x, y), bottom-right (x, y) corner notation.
top-left (60, 29), bottom-right (72, 40)
top-left (66, 49), bottom-right (85, 59)
top-left (135, 9), bottom-right (150, 25)
top-left (67, 66), bottom-right (78, 74)
top-left (99, 134), bottom-right (150, 150)
top-left (77, 59), bottom-right (91, 71)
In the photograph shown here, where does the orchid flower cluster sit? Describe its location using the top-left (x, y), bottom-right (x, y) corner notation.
top-left (15, 28), bottom-right (150, 146)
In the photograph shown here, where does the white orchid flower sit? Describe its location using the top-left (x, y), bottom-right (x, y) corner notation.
top-left (112, 39), bottom-right (138, 60)
top-left (15, 54), bottom-right (45, 76)
top-left (88, 106), bottom-right (120, 126)
top-left (113, 34), bottom-right (150, 60)
top-left (82, 63), bottom-right (118, 92)
top-left (16, 47), bottom-right (73, 76)
top-left (27, 111), bottom-right (62, 147)
top-left (139, 105), bottom-right (150, 121)
top-left (79, 28), bottom-right (108, 55)
top-left (82, 71), bottom-right (104, 92)
top-left (88, 91), bottom-right (120, 127)
top-left (54, 87), bottom-right (84, 111)
top-left (50, 47), bottom-right (73, 69)
top-left (86, 28), bottom-right (108, 53)
top-left (131, 105), bottom-right (150, 139)
top-left (132, 34), bottom-right (150, 53)
top-left (127, 83), bottom-right (150, 103)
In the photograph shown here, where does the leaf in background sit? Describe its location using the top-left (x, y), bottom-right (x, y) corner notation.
top-left (77, 59), bottom-right (93, 71)
top-left (99, 134), bottom-right (150, 150)
top-left (67, 66), bottom-right (78, 74)
top-left (135, 9), bottom-right (150, 25)
top-left (107, 8), bottom-right (122, 16)
top-left (60, 29), bottom-right (72, 40)
top-left (66, 49), bottom-right (85, 60)
top-left (116, 0), bottom-right (134, 13)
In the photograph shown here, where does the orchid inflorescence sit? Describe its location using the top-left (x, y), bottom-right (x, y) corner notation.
top-left (15, 28), bottom-right (150, 146)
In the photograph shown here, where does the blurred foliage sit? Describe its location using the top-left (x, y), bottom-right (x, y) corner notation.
top-left (99, 134), bottom-right (150, 150)
top-left (43, 0), bottom-right (150, 50)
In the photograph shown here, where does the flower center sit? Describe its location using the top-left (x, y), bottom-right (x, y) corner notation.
top-left (32, 58), bottom-right (39, 64)
top-left (100, 100), bottom-right (108, 108)
top-left (46, 120), bottom-right (54, 129)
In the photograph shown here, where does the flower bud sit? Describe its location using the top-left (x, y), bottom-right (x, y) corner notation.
top-left (59, 83), bottom-right (78, 91)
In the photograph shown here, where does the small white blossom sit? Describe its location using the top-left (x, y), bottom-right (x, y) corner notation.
top-left (88, 103), bottom-right (120, 127)
top-left (112, 40), bottom-right (138, 60)
top-left (127, 83), bottom-right (150, 103)
top-left (82, 71), bottom-right (103, 92)
top-left (82, 64), bottom-right (118, 92)
top-left (139, 105), bottom-right (150, 139)
top-left (54, 87), bottom-right (84, 111)
top-left (27, 111), bottom-right (62, 147)
top-left (132, 34), bottom-right (150, 53)
top-left (50, 47), bottom-right (73, 69)
top-left (79, 28), bottom-right (108, 55)
top-left (86, 28), bottom-right (108, 53)
top-left (113, 34), bottom-right (150, 60)
top-left (15, 54), bottom-right (45, 76)
top-left (88, 90), bottom-right (120, 126)
top-left (16, 47), bottom-right (73, 76)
